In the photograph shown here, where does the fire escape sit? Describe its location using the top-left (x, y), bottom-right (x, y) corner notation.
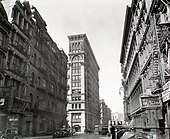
top-left (5, 28), bottom-right (36, 114)
top-left (150, 10), bottom-right (170, 91)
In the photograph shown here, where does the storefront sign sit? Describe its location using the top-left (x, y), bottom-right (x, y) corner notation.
top-left (140, 95), bottom-right (161, 109)
top-left (8, 116), bottom-right (18, 122)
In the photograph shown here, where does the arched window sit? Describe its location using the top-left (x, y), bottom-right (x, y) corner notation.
top-left (33, 53), bottom-right (36, 65)
top-left (31, 72), bottom-right (35, 85)
top-left (37, 76), bottom-right (40, 87)
top-left (30, 93), bottom-right (33, 108)
top-left (0, 32), bottom-right (4, 47)
top-left (38, 58), bottom-right (41, 67)
top-left (42, 78), bottom-right (46, 88)
top-left (35, 96), bottom-right (39, 109)
top-left (0, 74), bottom-right (3, 87)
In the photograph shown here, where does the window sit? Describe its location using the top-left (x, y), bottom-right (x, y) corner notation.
top-left (13, 56), bottom-right (22, 70)
top-left (42, 78), bottom-right (46, 88)
top-left (37, 76), bottom-right (40, 87)
top-left (36, 41), bottom-right (39, 49)
top-left (0, 74), bottom-right (3, 87)
top-left (39, 117), bottom-right (46, 131)
top-left (33, 53), bottom-right (37, 65)
top-left (38, 58), bottom-right (41, 67)
top-left (35, 96), bottom-right (39, 109)
top-left (0, 53), bottom-right (4, 68)
top-left (79, 104), bottom-right (81, 109)
top-left (30, 93), bottom-right (33, 108)
top-left (31, 72), bottom-right (35, 85)
top-left (18, 37), bottom-right (25, 48)
top-left (0, 32), bottom-right (4, 47)
top-left (51, 84), bottom-right (54, 92)
top-left (75, 104), bottom-right (77, 109)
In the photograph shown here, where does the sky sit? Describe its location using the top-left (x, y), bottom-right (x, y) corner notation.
top-left (9, 0), bottom-right (131, 113)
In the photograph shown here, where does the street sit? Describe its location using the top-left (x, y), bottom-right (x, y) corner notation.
top-left (22, 133), bottom-right (108, 139)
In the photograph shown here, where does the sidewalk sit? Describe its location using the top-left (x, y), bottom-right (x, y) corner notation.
top-left (21, 135), bottom-right (52, 139)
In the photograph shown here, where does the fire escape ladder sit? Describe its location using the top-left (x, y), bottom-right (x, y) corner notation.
top-left (8, 91), bottom-right (14, 110)
top-left (150, 15), bottom-right (168, 87)
top-left (19, 30), bottom-right (36, 104)
top-left (18, 100), bottom-right (28, 112)
top-left (151, 25), bottom-right (159, 80)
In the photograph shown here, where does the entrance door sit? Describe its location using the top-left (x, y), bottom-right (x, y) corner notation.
top-left (26, 121), bottom-right (31, 136)
top-left (32, 116), bottom-right (37, 136)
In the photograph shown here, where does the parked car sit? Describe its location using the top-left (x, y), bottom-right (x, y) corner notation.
top-left (0, 128), bottom-right (20, 139)
top-left (120, 131), bottom-right (148, 139)
top-left (53, 128), bottom-right (72, 138)
top-left (98, 125), bottom-right (109, 135)
top-left (117, 129), bottom-right (130, 139)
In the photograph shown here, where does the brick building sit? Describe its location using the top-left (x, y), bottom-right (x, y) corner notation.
top-left (0, 0), bottom-right (68, 136)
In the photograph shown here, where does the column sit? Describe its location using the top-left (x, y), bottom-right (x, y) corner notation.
top-left (16, 12), bottom-right (20, 25)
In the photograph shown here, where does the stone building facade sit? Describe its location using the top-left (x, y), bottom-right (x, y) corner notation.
top-left (0, 0), bottom-right (68, 136)
top-left (67, 34), bottom-right (100, 133)
top-left (100, 99), bottom-right (111, 126)
top-left (111, 112), bottom-right (124, 125)
top-left (120, 0), bottom-right (170, 137)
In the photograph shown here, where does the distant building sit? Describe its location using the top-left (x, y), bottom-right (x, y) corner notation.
top-left (100, 99), bottom-right (111, 126)
top-left (67, 34), bottom-right (100, 133)
top-left (0, 0), bottom-right (68, 136)
top-left (111, 112), bottom-right (124, 125)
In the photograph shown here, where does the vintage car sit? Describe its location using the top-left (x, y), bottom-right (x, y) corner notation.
top-left (53, 128), bottom-right (72, 138)
top-left (0, 128), bottom-right (20, 139)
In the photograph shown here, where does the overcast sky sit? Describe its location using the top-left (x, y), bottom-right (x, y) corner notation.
top-left (22, 0), bottom-right (131, 113)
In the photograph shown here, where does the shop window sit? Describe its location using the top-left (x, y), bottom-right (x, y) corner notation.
top-left (39, 117), bottom-right (46, 131)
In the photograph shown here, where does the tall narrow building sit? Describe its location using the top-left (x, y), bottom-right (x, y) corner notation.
top-left (67, 34), bottom-right (100, 133)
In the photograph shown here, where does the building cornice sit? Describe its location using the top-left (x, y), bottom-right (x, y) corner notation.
top-left (120, 6), bottom-right (132, 64)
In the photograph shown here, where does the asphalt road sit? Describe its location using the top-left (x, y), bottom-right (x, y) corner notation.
top-left (22, 133), bottom-right (108, 139)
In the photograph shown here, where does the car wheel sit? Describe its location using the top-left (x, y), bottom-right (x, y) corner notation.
top-left (14, 136), bottom-right (19, 139)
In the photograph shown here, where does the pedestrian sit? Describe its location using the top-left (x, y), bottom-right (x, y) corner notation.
top-left (110, 125), bottom-right (115, 139)
top-left (108, 122), bottom-right (115, 139)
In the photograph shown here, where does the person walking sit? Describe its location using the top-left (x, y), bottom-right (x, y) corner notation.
top-left (108, 121), bottom-right (115, 139)
top-left (110, 124), bottom-right (115, 139)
